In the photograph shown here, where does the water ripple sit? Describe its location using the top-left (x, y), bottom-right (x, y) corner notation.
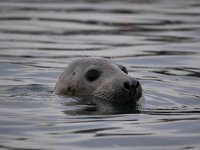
top-left (0, 0), bottom-right (200, 150)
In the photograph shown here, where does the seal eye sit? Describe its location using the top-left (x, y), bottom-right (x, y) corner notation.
top-left (117, 64), bottom-right (128, 74)
top-left (121, 66), bottom-right (128, 74)
top-left (85, 69), bottom-right (100, 82)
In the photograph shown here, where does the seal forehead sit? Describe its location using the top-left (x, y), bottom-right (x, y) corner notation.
top-left (70, 57), bottom-right (116, 71)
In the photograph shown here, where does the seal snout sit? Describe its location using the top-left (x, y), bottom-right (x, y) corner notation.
top-left (123, 79), bottom-right (140, 92)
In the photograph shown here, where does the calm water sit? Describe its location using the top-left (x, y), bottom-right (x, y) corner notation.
top-left (0, 0), bottom-right (200, 149)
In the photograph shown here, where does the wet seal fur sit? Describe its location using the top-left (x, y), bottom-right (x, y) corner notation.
top-left (54, 57), bottom-right (142, 105)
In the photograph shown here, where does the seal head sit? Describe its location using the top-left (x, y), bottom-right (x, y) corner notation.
top-left (54, 57), bottom-right (142, 105)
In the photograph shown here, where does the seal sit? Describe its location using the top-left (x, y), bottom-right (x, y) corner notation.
top-left (54, 57), bottom-right (142, 105)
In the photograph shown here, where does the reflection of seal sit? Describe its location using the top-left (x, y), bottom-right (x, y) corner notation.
top-left (54, 57), bottom-right (142, 104)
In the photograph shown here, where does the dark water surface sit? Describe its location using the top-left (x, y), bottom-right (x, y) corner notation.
top-left (0, 0), bottom-right (200, 149)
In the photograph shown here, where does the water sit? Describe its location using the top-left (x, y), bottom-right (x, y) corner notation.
top-left (0, 0), bottom-right (200, 149)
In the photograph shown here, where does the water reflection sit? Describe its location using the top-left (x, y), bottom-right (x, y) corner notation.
top-left (62, 99), bottom-right (142, 115)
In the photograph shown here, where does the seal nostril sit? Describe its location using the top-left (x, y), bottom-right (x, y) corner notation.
top-left (123, 81), bottom-right (131, 91)
top-left (136, 81), bottom-right (140, 89)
